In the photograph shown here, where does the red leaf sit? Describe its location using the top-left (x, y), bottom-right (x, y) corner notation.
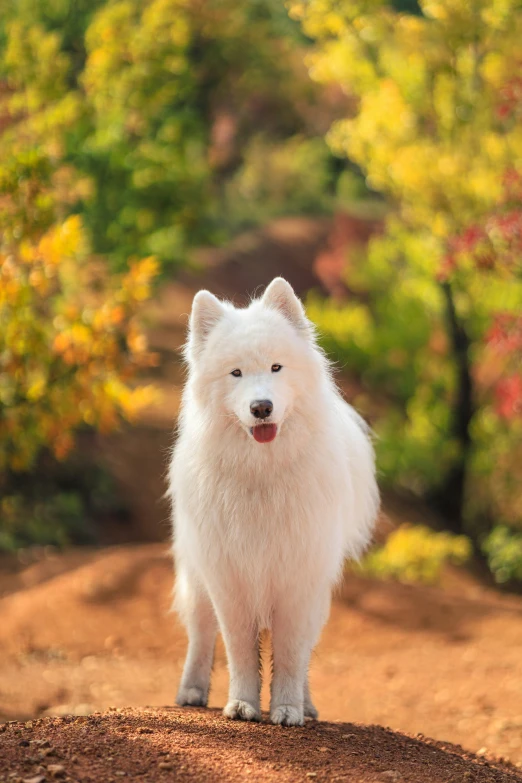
top-left (495, 375), bottom-right (522, 419)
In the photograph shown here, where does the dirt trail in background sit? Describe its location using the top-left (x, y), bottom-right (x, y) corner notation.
top-left (1, 545), bottom-right (522, 769)
top-left (2, 706), bottom-right (522, 783)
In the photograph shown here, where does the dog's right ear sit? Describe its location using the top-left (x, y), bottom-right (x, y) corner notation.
top-left (187, 290), bottom-right (225, 360)
top-left (262, 277), bottom-right (309, 333)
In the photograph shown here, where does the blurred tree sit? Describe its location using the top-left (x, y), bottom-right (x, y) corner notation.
top-left (295, 0), bottom-right (522, 541)
top-left (0, 13), bottom-right (157, 478)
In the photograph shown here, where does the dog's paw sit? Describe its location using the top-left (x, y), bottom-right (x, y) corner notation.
top-left (176, 685), bottom-right (208, 707)
top-left (223, 699), bottom-right (261, 722)
top-left (270, 705), bottom-right (304, 727)
top-left (304, 700), bottom-right (319, 720)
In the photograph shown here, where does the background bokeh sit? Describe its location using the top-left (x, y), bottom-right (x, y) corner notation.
top-left (1, 0), bottom-right (522, 765)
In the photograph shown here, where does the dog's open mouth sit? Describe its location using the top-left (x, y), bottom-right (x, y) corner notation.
top-left (251, 423), bottom-right (277, 444)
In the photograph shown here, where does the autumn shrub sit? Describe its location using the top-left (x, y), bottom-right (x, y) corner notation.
top-left (0, 214), bottom-right (157, 547)
top-left (482, 526), bottom-right (522, 585)
top-left (357, 524), bottom-right (472, 585)
top-left (0, 216), bottom-right (158, 474)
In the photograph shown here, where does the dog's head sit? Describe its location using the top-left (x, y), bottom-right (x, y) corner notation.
top-left (185, 278), bottom-right (327, 444)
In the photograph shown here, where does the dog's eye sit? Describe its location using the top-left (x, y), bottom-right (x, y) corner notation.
top-left (231, 369), bottom-right (242, 377)
top-left (271, 364), bottom-right (282, 373)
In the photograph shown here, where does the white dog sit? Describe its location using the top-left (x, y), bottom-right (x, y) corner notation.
top-left (169, 278), bottom-right (379, 726)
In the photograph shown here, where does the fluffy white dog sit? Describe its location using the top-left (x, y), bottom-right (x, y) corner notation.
top-left (169, 277), bottom-right (379, 726)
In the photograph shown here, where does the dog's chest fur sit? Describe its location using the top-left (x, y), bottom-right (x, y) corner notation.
top-left (175, 438), bottom-right (346, 622)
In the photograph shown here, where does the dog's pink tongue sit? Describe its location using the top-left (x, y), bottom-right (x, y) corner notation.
top-left (253, 424), bottom-right (277, 444)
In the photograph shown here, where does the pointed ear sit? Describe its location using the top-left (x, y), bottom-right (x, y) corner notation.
top-left (187, 289), bottom-right (225, 360)
top-left (262, 277), bottom-right (308, 332)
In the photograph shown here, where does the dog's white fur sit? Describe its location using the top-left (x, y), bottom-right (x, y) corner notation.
top-left (169, 278), bottom-right (379, 726)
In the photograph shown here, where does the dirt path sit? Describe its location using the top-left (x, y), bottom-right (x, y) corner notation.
top-left (1, 545), bottom-right (522, 770)
top-left (2, 706), bottom-right (522, 783)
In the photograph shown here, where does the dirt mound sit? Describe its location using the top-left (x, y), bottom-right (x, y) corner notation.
top-left (2, 706), bottom-right (521, 783)
top-left (2, 545), bottom-right (522, 767)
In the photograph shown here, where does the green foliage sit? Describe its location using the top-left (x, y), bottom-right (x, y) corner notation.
top-left (0, 492), bottom-right (90, 552)
top-left (308, 238), bottom-right (460, 496)
top-left (0, 459), bottom-right (124, 552)
top-left (223, 135), bottom-right (335, 229)
top-left (79, 0), bottom-right (209, 266)
top-left (358, 524), bottom-right (472, 585)
top-left (80, 0), bottom-right (333, 267)
top-left (482, 526), bottom-right (522, 584)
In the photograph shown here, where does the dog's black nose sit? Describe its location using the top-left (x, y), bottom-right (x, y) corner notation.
top-left (250, 399), bottom-right (273, 420)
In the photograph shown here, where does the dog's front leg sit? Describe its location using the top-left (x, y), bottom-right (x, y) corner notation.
top-left (216, 599), bottom-right (261, 722)
top-left (175, 569), bottom-right (217, 708)
top-left (270, 591), bottom-right (329, 726)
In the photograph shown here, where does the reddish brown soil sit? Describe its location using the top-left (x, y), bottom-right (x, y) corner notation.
top-left (2, 706), bottom-right (522, 783)
top-left (1, 544), bottom-right (522, 777)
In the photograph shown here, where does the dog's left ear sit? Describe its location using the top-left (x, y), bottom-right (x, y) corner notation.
top-left (262, 278), bottom-right (309, 332)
